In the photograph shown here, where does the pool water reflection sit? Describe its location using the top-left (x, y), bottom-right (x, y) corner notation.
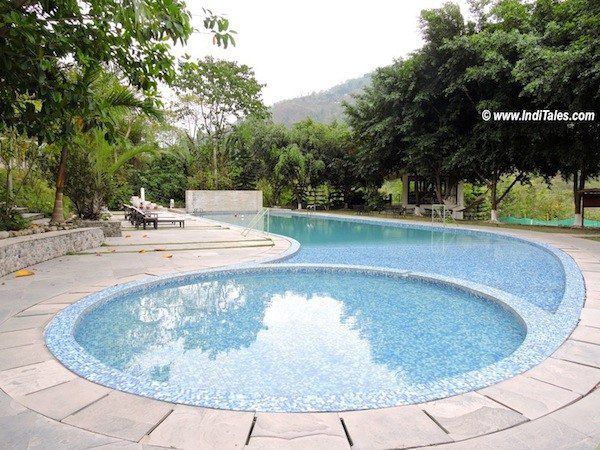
top-left (75, 269), bottom-right (525, 411)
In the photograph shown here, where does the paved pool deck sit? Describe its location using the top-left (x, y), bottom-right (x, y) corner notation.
top-left (0, 211), bottom-right (598, 449)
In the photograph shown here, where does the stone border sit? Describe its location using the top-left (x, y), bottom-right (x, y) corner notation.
top-left (0, 227), bottom-right (104, 277)
top-left (0, 219), bottom-right (597, 448)
top-left (75, 219), bottom-right (122, 237)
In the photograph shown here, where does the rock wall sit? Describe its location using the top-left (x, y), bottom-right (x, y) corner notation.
top-left (76, 220), bottom-right (122, 237)
top-left (0, 228), bottom-right (104, 277)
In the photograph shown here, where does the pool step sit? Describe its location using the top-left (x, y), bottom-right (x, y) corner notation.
top-left (77, 239), bottom-right (275, 254)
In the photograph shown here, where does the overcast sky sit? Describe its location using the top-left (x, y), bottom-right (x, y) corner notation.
top-left (173, 1), bottom-right (471, 105)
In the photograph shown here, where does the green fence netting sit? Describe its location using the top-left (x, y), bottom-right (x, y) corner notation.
top-left (500, 216), bottom-right (600, 228)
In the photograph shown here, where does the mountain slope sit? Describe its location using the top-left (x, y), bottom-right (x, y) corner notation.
top-left (271, 73), bottom-right (371, 126)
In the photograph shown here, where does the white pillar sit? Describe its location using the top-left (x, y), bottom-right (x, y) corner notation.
top-left (140, 187), bottom-right (145, 202)
top-left (454, 181), bottom-right (465, 220)
top-left (456, 182), bottom-right (465, 207)
top-left (170, 199), bottom-right (175, 209)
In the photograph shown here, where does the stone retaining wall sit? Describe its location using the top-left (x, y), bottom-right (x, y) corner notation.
top-left (185, 190), bottom-right (263, 213)
top-left (76, 220), bottom-right (122, 237)
top-left (0, 228), bottom-right (104, 277)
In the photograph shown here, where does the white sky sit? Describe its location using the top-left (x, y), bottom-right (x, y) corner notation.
top-left (174, 1), bottom-right (470, 105)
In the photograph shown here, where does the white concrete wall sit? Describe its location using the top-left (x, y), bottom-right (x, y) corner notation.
top-left (185, 190), bottom-right (263, 213)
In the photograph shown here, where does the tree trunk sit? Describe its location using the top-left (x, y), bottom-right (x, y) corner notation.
top-left (434, 172), bottom-right (443, 204)
top-left (574, 166), bottom-right (586, 228)
top-left (6, 162), bottom-right (13, 200)
top-left (573, 170), bottom-right (582, 226)
top-left (212, 144), bottom-right (218, 190)
top-left (50, 146), bottom-right (68, 224)
top-left (490, 174), bottom-right (499, 223)
top-left (4, 165), bottom-right (13, 212)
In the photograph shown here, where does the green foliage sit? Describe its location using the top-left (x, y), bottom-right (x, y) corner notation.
top-left (129, 155), bottom-right (189, 204)
top-left (346, 0), bottom-right (600, 220)
top-left (0, 0), bottom-right (237, 142)
top-left (226, 118), bottom-right (291, 188)
top-left (255, 178), bottom-right (275, 207)
top-left (171, 57), bottom-right (268, 188)
top-left (500, 177), bottom-right (600, 220)
top-left (274, 144), bottom-right (306, 206)
top-left (0, 208), bottom-right (28, 231)
top-left (224, 118), bottom-right (359, 208)
top-left (380, 179), bottom-right (403, 204)
top-left (16, 175), bottom-right (62, 217)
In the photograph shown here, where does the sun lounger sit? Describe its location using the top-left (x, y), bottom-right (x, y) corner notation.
top-left (126, 205), bottom-right (185, 229)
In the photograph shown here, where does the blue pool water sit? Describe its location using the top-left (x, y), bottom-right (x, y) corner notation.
top-left (72, 267), bottom-right (525, 411)
top-left (46, 211), bottom-right (584, 412)
top-left (207, 212), bottom-right (566, 313)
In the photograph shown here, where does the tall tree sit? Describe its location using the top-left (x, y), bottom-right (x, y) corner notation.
top-left (1, 0), bottom-right (234, 222)
top-left (514, 0), bottom-right (600, 226)
top-left (347, 4), bottom-right (472, 203)
top-left (172, 57), bottom-right (268, 188)
top-left (445, 7), bottom-right (539, 221)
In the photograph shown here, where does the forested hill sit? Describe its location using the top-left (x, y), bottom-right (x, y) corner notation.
top-left (271, 73), bottom-right (371, 126)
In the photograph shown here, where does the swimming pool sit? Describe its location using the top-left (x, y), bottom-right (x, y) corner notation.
top-left (206, 212), bottom-right (575, 313)
top-left (45, 211), bottom-right (584, 412)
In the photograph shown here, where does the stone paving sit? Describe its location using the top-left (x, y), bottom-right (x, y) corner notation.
top-left (0, 212), bottom-right (598, 449)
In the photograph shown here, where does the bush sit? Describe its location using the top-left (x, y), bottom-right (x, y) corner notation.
top-left (0, 168), bottom-right (71, 219)
top-left (278, 187), bottom-right (293, 208)
top-left (16, 176), bottom-right (61, 216)
top-left (255, 178), bottom-right (273, 206)
top-left (129, 155), bottom-right (189, 204)
top-left (0, 209), bottom-right (29, 231)
top-left (106, 176), bottom-right (133, 210)
top-left (499, 176), bottom-right (600, 221)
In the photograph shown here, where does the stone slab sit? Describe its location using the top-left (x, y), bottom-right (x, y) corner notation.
top-left (580, 308), bottom-right (600, 327)
top-left (525, 357), bottom-right (600, 395)
top-left (433, 415), bottom-right (593, 450)
top-left (423, 392), bottom-right (528, 440)
top-left (0, 360), bottom-right (76, 397)
top-left (0, 328), bottom-right (41, 349)
top-left (0, 343), bottom-right (52, 371)
top-left (0, 314), bottom-right (54, 333)
top-left (479, 376), bottom-right (580, 419)
top-left (44, 292), bottom-right (90, 304)
top-left (17, 303), bottom-right (67, 317)
top-left (553, 339), bottom-right (600, 368)
top-left (571, 325), bottom-right (600, 345)
top-left (248, 412), bottom-right (349, 449)
top-left (19, 377), bottom-right (110, 420)
top-left (549, 389), bottom-right (600, 440)
top-left (144, 405), bottom-right (253, 449)
top-left (340, 405), bottom-right (452, 448)
top-left (246, 434), bottom-right (350, 450)
top-left (63, 391), bottom-right (173, 441)
top-left (0, 409), bottom-right (122, 450)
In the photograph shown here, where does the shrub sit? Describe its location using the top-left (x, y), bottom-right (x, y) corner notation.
top-left (0, 209), bottom-right (29, 231)
top-left (129, 155), bottom-right (188, 204)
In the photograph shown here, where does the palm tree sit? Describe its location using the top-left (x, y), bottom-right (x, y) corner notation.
top-left (50, 68), bottom-right (161, 223)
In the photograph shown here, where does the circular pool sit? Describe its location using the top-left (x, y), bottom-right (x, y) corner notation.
top-left (46, 265), bottom-right (534, 412)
